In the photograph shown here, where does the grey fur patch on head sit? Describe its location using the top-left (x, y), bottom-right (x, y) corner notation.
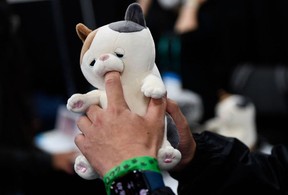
top-left (109, 21), bottom-right (145, 33)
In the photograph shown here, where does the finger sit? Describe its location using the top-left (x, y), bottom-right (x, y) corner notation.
top-left (74, 133), bottom-right (85, 150)
top-left (77, 115), bottom-right (92, 134)
top-left (166, 98), bottom-right (193, 150)
top-left (146, 97), bottom-right (166, 121)
top-left (85, 104), bottom-right (102, 121)
top-left (166, 98), bottom-right (188, 130)
top-left (104, 71), bottom-right (128, 108)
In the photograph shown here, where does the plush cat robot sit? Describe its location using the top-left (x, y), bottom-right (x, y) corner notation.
top-left (66, 3), bottom-right (181, 181)
top-left (203, 90), bottom-right (257, 149)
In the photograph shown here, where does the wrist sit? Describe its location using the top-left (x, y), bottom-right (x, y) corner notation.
top-left (110, 170), bottom-right (165, 195)
top-left (103, 156), bottom-right (164, 195)
top-left (98, 148), bottom-right (158, 176)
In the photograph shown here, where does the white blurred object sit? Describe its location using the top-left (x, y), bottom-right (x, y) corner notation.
top-left (34, 105), bottom-right (81, 153)
top-left (157, 0), bottom-right (200, 10)
top-left (204, 93), bottom-right (257, 149)
top-left (158, 0), bottom-right (182, 10)
top-left (163, 72), bottom-right (203, 127)
top-left (162, 171), bottom-right (179, 195)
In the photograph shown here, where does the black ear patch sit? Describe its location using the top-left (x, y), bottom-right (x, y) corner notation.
top-left (109, 3), bottom-right (146, 33)
top-left (124, 3), bottom-right (146, 27)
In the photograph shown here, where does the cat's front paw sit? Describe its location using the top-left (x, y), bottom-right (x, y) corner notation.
top-left (142, 75), bottom-right (166, 98)
top-left (157, 146), bottom-right (181, 170)
top-left (74, 155), bottom-right (99, 180)
top-left (142, 85), bottom-right (166, 99)
top-left (67, 94), bottom-right (89, 112)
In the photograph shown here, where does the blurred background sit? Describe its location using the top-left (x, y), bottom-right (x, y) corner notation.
top-left (1, 0), bottom-right (287, 194)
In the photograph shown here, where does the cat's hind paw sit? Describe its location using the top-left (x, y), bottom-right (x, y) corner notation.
top-left (157, 146), bottom-right (181, 170)
top-left (74, 155), bottom-right (99, 180)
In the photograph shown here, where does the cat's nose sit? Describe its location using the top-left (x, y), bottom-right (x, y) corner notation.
top-left (99, 54), bottom-right (109, 61)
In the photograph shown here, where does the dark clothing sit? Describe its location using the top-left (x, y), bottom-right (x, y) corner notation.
top-left (155, 131), bottom-right (288, 195)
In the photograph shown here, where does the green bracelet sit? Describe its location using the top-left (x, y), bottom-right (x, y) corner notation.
top-left (103, 156), bottom-right (161, 194)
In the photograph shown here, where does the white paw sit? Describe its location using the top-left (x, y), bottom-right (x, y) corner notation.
top-left (67, 94), bottom-right (89, 113)
top-left (142, 74), bottom-right (166, 98)
top-left (142, 87), bottom-right (166, 99)
top-left (74, 155), bottom-right (99, 180)
top-left (157, 146), bottom-right (182, 170)
top-left (141, 85), bottom-right (166, 99)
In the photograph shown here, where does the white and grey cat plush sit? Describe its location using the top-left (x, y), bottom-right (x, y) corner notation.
top-left (66, 3), bottom-right (181, 181)
top-left (204, 91), bottom-right (257, 149)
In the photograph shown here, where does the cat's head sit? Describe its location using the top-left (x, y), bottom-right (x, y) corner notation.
top-left (75, 3), bottom-right (156, 89)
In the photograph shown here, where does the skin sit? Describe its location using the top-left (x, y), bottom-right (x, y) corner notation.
top-left (166, 98), bottom-right (196, 171)
top-left (75, 71), bottom-right (196, 177)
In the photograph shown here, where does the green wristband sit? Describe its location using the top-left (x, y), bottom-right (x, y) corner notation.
top-left (103, 156), bottom-right (161, 194)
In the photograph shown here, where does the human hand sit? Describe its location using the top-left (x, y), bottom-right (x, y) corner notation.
top-left (52, 151), bottom-right (78, 174)
top-left (174, 0), bottom-right (206, 34)
top-left (74, 71), bottom-right (167, 177)
top-left (166, 98), bottom-right (196, 171)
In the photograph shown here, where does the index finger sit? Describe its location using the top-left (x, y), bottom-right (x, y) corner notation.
top-left (104, 71), bottom-right (127, 107)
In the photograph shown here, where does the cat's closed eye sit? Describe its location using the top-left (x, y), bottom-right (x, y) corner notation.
top-left (90, 59), bottom-right (96, 66)
top-left (115, 47), bottom-right (125, 58)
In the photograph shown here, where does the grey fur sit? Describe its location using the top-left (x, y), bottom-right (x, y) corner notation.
top-left (108, 3), bottom-right (146, 33)
top-left (109, 21), bottom-right (144, 33)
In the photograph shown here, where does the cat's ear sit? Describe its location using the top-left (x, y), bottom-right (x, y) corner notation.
top-left (76, 23), bottom-right (93, 42)
top-left (218, 89), bottom-right (230, 102)
top-left (124, 3), bottom-right (146, 27)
